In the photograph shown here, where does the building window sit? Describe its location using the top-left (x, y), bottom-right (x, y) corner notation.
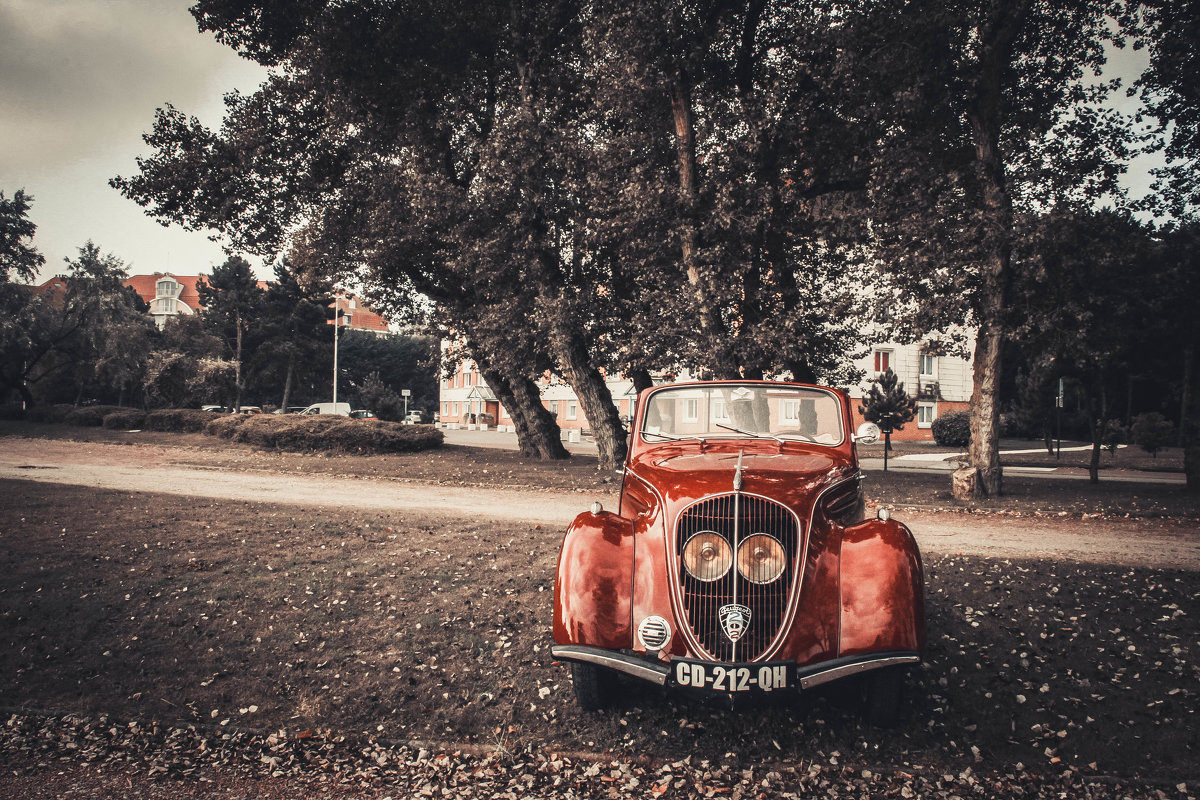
top-left (918, 402), bottom-right (935, 428)
top-left (873, 349), bottom-right (892, 373)
top-left (919, 353), bottom-right (936, 378)
top-left (566, 400), bottom-right (578, 420)
top-left (500, 405), bottom-right (510, 419)
top-left (782, 399), bottom-right (800, 423)
top-left (442, 401), bottom-right (449, 416)
top-left (683, 398), bottom-right (699, 422)
top-left (548, 400), bottom-right (559, 417)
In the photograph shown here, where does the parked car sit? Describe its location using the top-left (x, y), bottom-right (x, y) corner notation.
top-left (299, 402), bottom-right (351, 416)
top-left (404, 410), bottom-right (427, 424)
top-left (552, 381), bottom-right (924, 723)
top-left (349, 409), bottom-right (376, 419)
top-left (235, 406), bottom-right (262, 414)
top-left (273, 406), bottom-right (307, 415)
top-left (200, 405), bottom-right (226, 413)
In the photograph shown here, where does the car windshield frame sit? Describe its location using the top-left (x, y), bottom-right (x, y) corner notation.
top-left (639, 383), bottom-right (845, 447)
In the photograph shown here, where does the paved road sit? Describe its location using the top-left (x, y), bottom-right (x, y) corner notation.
top-left (438, 426), bottom-right (1187, 485)
top-left (2, 437), bottom-right (1196, 570)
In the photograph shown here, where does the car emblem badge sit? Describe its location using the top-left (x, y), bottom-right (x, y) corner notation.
top-left (719, 603), bottom-right (751, 642)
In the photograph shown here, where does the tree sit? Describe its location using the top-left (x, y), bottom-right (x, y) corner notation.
top-left (256, 259), bottom-right (332, 410)
top-left (1010, 209), bottom-right (1156, 483)
top-left (859, 368), bottom-right (918, 471)
top-left (0, 189), bottom-right (45, 283)
top-left (854, 0), bottom-right (1136, 499)
top-left (197, 256), bottom-right (265, 410)
top-left (1130, 412), bottom-right (1174, 457)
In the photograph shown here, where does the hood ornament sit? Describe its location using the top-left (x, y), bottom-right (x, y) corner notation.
top-left (732, 449), bottom-right (744, 493)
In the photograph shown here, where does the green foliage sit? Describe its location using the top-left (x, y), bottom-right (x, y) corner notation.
top-left (356, 371), bottom-right (404, 421)
top-left (858, 368), bottom-right (917, 434)
top-left (0, 189), bottom-right (44, 283)
top-left (204, 413), bottom-right (444, 454)
top-left (143, 409), bottom-right (218, 433)
top-left (337, 331), bottom-right (437, 413)
top-left (63, 405), bottom-right (126, 427)
top-left (932, 411), bottom-right (972, 448)
top-left (1130, 412), bottom-right (1175, 456)
top-left (102, 409), bottom-right (148, 430)
top-left (23, 404), bottom-right (72, 424)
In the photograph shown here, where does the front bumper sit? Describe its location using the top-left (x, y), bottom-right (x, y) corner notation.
top-left (551, 645), bottom-right (920, 694)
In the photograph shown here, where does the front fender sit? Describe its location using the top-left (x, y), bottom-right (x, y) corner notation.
top-left (838, 518), bottom-right (925, 657)
top-left (553, 510), bottom-right (635, 650)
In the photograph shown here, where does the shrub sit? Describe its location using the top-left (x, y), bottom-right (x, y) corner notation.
top-left (102, 409), bottom-right (147, 430)
top-left (144, 409), bottom-right (220, 433)
top-left (201, 414), bottom-right (443, 453)
top-left (931, 410), bottom-right (972, 447)
top-left (1130, 412), bottom-right (1175, 457)
top-left (24, 404), bottom-right (72, 424)
top-left (64, 405), bottom-right (126, 427)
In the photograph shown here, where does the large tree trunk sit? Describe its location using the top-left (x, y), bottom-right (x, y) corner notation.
top-left (962, 322), bottom-right (1004, 498)
top-left (953, 7), bottom-right (1027, 500)
top-left (548, 320), bottom-right (627, 471)
top-left (280, 351), bottom-right (295, 410)
top-left (670, 71), bottom-right (730, 373)
top-left (478, 360), bottom-right (569, 461)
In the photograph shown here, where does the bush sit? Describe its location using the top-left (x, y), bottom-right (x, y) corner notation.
top-left (64, 405), bottom-right (126, 427)
top-left (203, 414), bottom-right (443, 453)
top-left (931, 410), bottom-right (972, 447)
top-left (24, 404), bottom-right (72, 424)
top-left (144, 409), bottom-right (220, 433)
top-left (1130, 412), bottom-right (1175, 457)
top-left (102, 409), bottom-right (147, 430)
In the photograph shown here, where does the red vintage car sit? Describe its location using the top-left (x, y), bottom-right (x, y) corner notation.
top-left (552, 381), bottom-right (924, 722)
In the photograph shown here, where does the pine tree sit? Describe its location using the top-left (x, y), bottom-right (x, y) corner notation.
top-left (859, 368), bottom-right (918, 471)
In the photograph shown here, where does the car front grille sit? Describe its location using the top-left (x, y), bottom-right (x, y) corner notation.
top-left (675, 493), bottom-right (801, 661)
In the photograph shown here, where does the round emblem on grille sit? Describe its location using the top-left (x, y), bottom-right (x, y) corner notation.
top-left (719, 603), bottom-right (752, 642)
top-left (637, 616), bottom-right (672, 651)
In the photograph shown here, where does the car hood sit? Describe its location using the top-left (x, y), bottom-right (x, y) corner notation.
top-left (627, 442), bottom-right (857, 512)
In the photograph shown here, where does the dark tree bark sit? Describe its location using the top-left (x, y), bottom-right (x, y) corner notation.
top-left (548, 320), bottom-right (627, 471)
top-left (478, 360), bottom-right (569, 461)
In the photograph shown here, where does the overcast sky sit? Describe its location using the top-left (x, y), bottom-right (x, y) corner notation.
top-left (0, 0), bottom-right (267, 281)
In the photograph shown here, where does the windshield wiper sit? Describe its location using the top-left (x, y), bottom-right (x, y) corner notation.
top-left (714, 423), bottom-right (783, 443)
top-left (642, 430), bottom-right (686, 441)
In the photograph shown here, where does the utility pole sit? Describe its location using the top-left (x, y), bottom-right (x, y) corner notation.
top-left (332, 294), bottom-right (341, 404)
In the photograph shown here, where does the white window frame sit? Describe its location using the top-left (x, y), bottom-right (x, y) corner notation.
top-left (873, 349), bottom-right (893, 375)
top-left (917, 402), bottom-right (935, 429)
top-left (565, 400), bottom-right (578, 420)
top-left (683, 398), bottom-right (699, 423)
top-left (712, 398), bottom-right (729, 421)
top-left (782, 399), bottom-right (800, 423)
top-left (919, 352), bottom-right (937, 378)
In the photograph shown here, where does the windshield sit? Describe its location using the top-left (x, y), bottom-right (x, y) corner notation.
top-left (641, 384), bottom-right (844, 445)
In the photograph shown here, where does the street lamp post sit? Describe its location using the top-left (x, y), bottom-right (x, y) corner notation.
top-left (332, 294), bottom-right (341, 404)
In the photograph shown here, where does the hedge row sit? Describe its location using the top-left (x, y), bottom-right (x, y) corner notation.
top-left (6, 404), bottom-right (443, 454)
top-left (203, 414), bottom-right (444, 454)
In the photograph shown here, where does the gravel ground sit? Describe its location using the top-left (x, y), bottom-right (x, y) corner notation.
top-left (2, 425), bottom-right (1198, 799)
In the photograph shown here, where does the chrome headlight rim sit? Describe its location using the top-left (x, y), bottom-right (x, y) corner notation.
top-left (737, 533), bottom-right (787, 584)
top-left (682, 530), bottom-right (733, 582)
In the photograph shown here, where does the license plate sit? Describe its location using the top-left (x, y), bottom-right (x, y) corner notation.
top-left (671, 660), bottom-right (792, 693)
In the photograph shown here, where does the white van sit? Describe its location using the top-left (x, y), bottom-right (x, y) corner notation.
top-left (300, 402), bottom-right (352, 416)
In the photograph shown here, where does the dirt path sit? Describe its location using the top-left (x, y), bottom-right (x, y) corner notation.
top-left (3, 436), bottom-right (1197, 569)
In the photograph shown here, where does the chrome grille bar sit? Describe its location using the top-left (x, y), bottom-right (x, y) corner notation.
top-left (676, 494), bottom-right (800, 662)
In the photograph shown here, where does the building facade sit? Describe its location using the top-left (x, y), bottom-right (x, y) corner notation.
top-left (438, 341), bottom-right (973, 441)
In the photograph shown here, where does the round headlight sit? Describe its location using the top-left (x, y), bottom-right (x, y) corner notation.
top-left (682, 531), bottom-right (732, 582)
top-left (737, 534), bottom-right (786, 584)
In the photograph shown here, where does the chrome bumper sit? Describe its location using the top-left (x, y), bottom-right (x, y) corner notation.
top-left (551, 645), bottom-right (920, 690)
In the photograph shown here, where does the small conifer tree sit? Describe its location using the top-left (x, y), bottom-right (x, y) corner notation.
top-left (859, 368), bottom-right (918, 471)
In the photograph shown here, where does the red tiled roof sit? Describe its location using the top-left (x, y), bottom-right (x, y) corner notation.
top-left (124, 274), bottom-right (270, 312)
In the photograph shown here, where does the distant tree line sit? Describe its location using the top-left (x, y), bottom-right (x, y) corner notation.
top-left (0, 206), bottom-right (437, 416)
top-left (75, 0), bottom-right (1200, 493)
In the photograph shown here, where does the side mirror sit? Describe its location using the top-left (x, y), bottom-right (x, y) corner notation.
top-left (853, 422), bottom-right (881, 445)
